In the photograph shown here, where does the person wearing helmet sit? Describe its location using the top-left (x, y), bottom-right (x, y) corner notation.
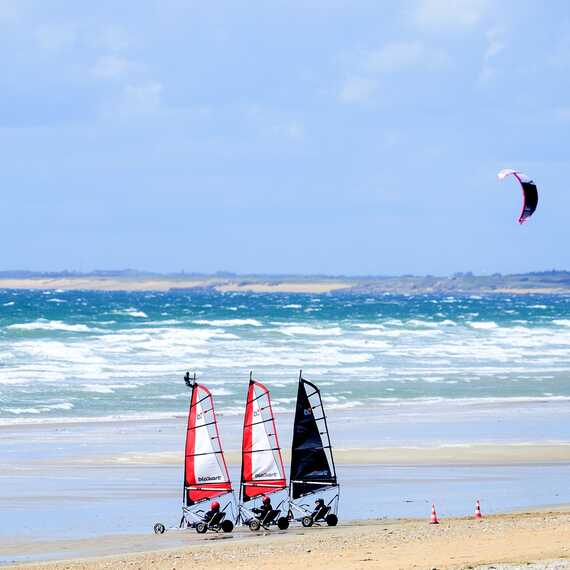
top-left (312, 498), bottom-right (327, 521)
top-left (252, 496), bottom-right (273, 520)
top-left (203, 500), bottom-right (221, 523)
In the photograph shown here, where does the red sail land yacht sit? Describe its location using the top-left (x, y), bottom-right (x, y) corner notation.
top-left (238, 373), bottom-right (289, 531)
top-left (154, 372), bottom-right (235, 535)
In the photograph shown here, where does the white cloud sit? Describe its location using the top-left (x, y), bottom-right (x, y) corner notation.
top-left (91, 55), bottom-right (137, 80)
top-left (35, 23), bottom-right (78, 53)
top-left (484, 29), bottom-right (505, 60)
top-left (548, 34), bottom-right (570, 69)
top-left (338, 76), bottom-right (378, 104)
top-left (364, 40), bottom-right (450, 73)
top-left (273, 121), bottom-right (305, 142)
top-left (477, 65), bottom-right (496, 84)
top-left (557, 107), bottom-right (570, 122)
top-left (411, 0), bottom-right (489, 31)
top-left (120, 82), bottom-right (163, 115)
top-left (338, 40), bottom-right (450, 104)
top-left (90, 26), bottom-right (131, 53)
top-left (0, 0), bottom-right (20, 23)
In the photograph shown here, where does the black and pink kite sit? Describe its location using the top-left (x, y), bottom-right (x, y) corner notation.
top-left (497, 169), bottom-right (539, 224)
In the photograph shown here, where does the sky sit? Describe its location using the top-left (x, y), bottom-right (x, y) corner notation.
top-left (1, 0), bottom-right (569, 275)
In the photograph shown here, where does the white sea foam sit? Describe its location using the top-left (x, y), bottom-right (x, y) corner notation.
top-left (7, 320), bottom-right (93, 333)
top-left (282, 304), bottom-right (302, 309)
top-left (2, 301), bottom-right (15, 306)
top-left (210, 387), bottom-right (234, 396)
top-left (113, 308), bottom-right (148, 318)
top-left (82, 383), bottom-right (138, 394)
top-left (83, 384), bottom-right (116, 394)
top-left (468, 321), bottom-right (498, 330)
top-left (47, 298), bottom-right (67, 304)
top-left (192, 319), bottom-right (262, 327)
top-left (2, 402), bottom-right (74, 415)
top-left (553, 320), bottom-right (570, 327)
top-left (279, 325), bottom-right (342, 336)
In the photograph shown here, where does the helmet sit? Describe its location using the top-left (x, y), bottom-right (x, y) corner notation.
top-left (211, 501), bottom-right (220, 511)
top-left (262, 496), bottom-right (271, 505)
top-left (315, 498), bottom-right (325, 506)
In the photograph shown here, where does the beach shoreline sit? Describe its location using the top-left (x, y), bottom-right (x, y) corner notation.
top-left (3, 509), bottom-right (570, 569)
top-left (1, 275), bottom-right (570, 294)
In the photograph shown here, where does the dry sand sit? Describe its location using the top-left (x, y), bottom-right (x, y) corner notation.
top-left (0, 278), bottom-right (352, 294)
top-left (1, 277), bottom-right (566, 295)
top-left (4, 510), bottom-right (570, 570)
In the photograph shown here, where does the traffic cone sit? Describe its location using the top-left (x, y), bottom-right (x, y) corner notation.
top-left (474, 499), bottom-right (482, 519)
top-left (429, 503), bottom-right (439, 524)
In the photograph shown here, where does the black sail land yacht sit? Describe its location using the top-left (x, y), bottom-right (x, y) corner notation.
top-left (288, 372), bottom-right (339, 527)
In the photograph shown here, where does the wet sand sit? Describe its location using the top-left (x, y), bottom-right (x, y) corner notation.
top-left (83, 443), bottom-right (570, 467)
top-left (3, 510), bottom-right (570, 569)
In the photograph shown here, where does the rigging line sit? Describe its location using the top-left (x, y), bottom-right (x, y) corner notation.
top-left (242, 447), bottom-right (283, 454)
top-left (186, 450), bottom-right (225, 458)
top-left (194, 393), bottom-right (212, 407)
top-left (187, 420), bottom-right (218, 430)
top-left (243, 417), bottom-right (276, 428)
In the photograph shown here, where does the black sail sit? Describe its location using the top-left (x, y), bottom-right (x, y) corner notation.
top-left (290, 377), bottom-right (337, 499)
top-left (520, 181), bottom-right (538, 223)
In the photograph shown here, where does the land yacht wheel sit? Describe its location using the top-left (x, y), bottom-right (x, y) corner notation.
top-left (249, 519), bottom-right (261, 531)
top-left (326, 514), bottom-right (338, 527)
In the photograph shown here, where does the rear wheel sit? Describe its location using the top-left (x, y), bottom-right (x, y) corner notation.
top-left (249, 519), bottom-right (261, 531)
top-left (277, 517), bottom-right (289, 530)
top-left (221, 520), bottom-right (234, 533)
top-left (153, 523), bottom-right (166, 535)
top-left (302, 516), bottom-right (313, 527)
top-left (195, 522), bottom-right (208, 534)
top-left (326, 514), bottom-right (338, 527)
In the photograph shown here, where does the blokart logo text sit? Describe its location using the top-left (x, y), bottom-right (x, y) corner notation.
top-left (255, 471), bottom-right (278, 479)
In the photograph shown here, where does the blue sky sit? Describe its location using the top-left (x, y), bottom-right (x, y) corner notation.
top-left (1, 0), bottom-right (569, 275)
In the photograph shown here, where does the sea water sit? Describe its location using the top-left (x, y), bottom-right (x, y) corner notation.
top-left (1, 289), bottom-right (570, 424)
top-left (2, 289), bottom-right (570, 548)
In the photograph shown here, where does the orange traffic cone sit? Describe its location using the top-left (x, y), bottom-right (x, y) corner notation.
top-left (475, 499), bottom-right (482, 519)
top-left (430, 503), bottom-right (439, 524)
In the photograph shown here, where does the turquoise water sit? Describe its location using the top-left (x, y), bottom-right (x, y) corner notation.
top-left (1, 289), bottom-right (570, 423)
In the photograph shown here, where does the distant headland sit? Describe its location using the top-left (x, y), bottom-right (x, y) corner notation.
top-left (1, 269), bottom-right (570, 294)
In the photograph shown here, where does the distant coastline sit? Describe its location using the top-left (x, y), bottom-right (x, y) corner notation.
top-left (0, 269), bottom-right (569, 294)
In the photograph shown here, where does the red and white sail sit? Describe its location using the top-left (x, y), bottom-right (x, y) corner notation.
top-left (184, 383), bottom-right (232, 506)
top-left (240, 377), bottom-right (287, 502)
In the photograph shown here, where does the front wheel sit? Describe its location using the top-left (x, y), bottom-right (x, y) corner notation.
top-left (221, 520), bottom-right (234, 533)
top-left (277, 517), bottom-right (289, 530)
top-left (153, 522), bottom-right (166, 535)
top-left (302, 516), bottom-right (313, 527)
top-left (195, 522), bottom-right (208, 534)
top-left (249, 519), bottom-right (261, 531)
top-left (326, 514), bottom-right (338, 527)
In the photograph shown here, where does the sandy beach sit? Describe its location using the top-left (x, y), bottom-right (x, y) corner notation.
top-left (0, 275), bottom-right (569, 295)
top-left (2, 510), bottom-right (570, 569)
top-left (0, 277), bottom-right (353, 294)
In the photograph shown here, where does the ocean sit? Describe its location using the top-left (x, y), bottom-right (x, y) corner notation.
top-left (1, 289), bottom-right (570, 424)
top-left (2, 288), bottom-right (570, 551)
